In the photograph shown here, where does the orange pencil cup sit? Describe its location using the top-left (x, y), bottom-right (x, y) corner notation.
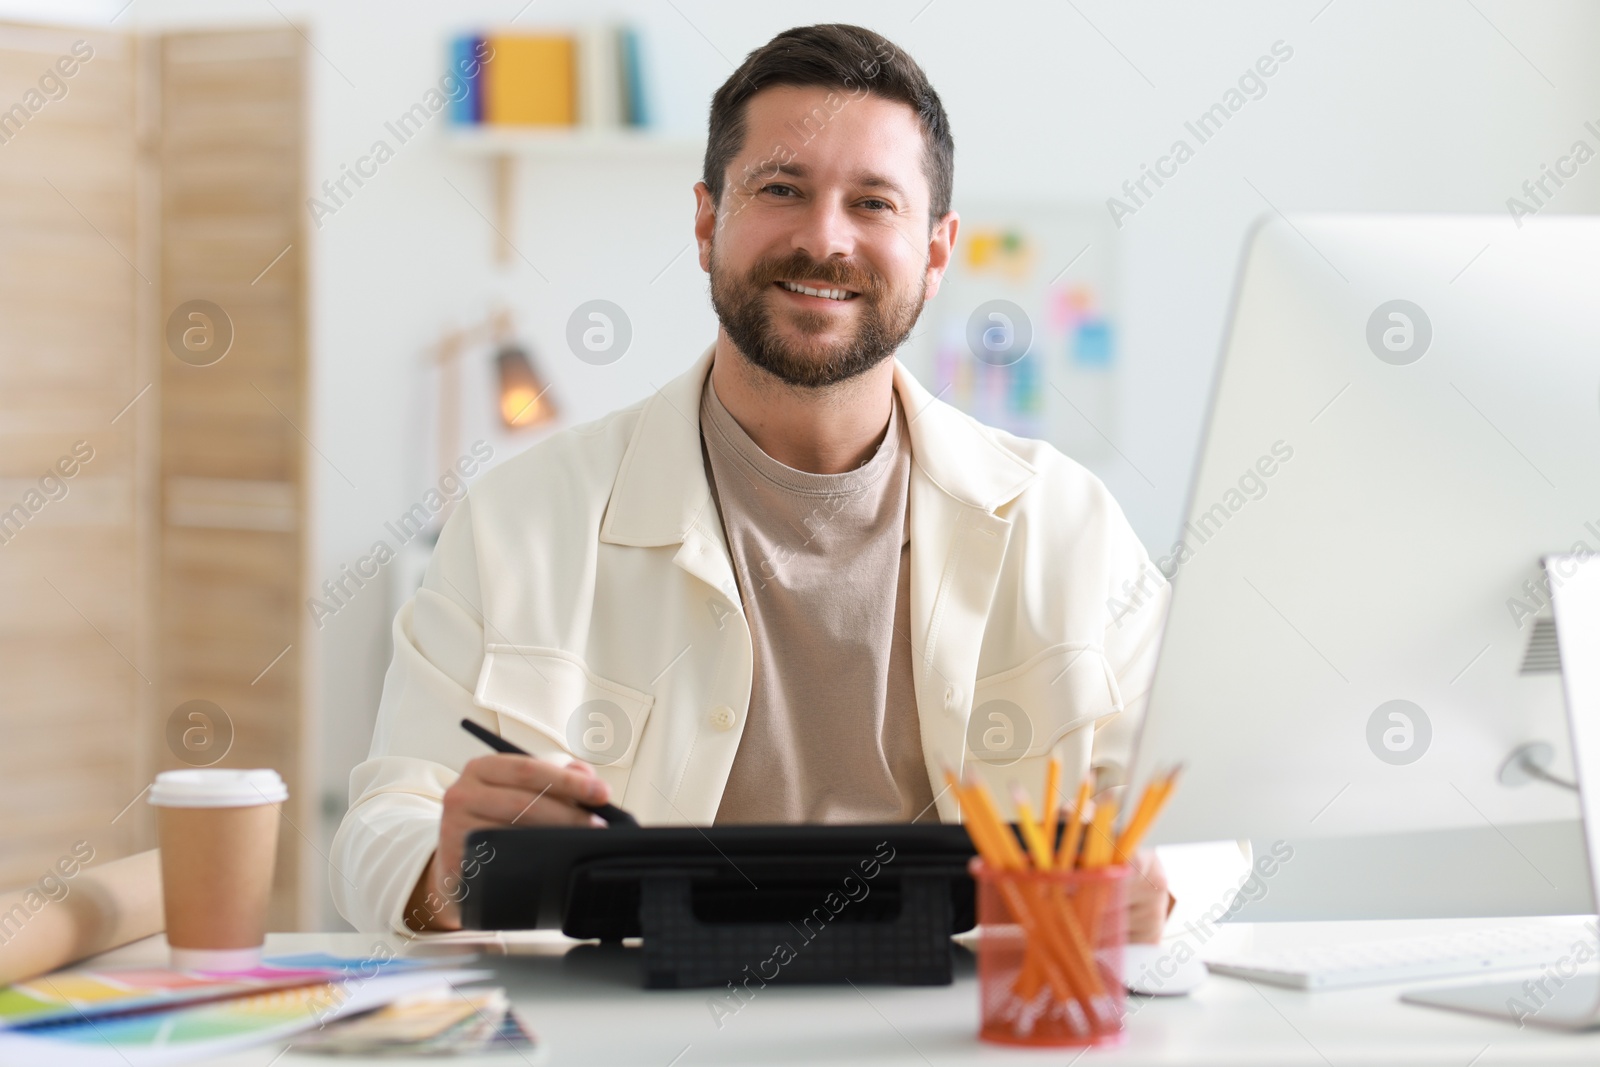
top-left (970, 857), bottom-right (1129, 1048)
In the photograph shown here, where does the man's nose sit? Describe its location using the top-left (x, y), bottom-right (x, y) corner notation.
top-left (789, 194), bottom-right (856, 264)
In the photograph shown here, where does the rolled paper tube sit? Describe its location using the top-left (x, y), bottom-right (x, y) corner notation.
top-left (0, 849), bottom-right (164, 986)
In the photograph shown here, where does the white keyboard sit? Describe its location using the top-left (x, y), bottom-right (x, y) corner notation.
top-left (1205, 924), bottom-right (1595, 990)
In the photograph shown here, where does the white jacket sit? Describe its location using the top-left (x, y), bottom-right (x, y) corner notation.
top-left (331, 345), bottom-right (1170, 933)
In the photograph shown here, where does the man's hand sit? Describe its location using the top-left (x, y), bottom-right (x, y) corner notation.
top-left (1125, 849), bottom-right (1174, 944)
top-left (405, 754), bottom-right (610, 932)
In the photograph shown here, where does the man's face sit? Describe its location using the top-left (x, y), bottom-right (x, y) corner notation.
top-left (695, 85), bottom-right (957, 389)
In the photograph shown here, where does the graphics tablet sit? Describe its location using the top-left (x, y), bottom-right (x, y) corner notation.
top-left (460, 823), bottom-right (977, 941)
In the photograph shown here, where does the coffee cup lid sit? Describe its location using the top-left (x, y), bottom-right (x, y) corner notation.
top-left (148, 768), bottom-right (288, 808)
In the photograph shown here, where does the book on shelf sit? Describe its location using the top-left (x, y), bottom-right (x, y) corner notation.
top-left (448, 25), bottom-right (652, 132)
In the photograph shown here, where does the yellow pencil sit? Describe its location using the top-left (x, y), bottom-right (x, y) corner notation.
top-left (966, 777), bottom-right (1028, 870)
top-left (1116, 766), bottom-right (1182, 859)
top-left (1082, 797), bottom-right (1118, 869)
top-left (1057, 777), bottom-right (1093, 870)
top-left (1113, 773), bottom-right (1164, 861)
top-left (946, 768), bottom-right (1007, 865)
top-left (1011, 787), bottom-right (1054, 871)
top-left (1039, 756), bottom-right (1062, 857)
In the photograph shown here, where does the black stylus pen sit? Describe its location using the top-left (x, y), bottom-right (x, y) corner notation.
top-left (460, 718), bottom-right (639, 827)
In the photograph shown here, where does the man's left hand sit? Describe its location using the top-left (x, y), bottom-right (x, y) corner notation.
top-left (1126, 849), bottom-right (1173, 944)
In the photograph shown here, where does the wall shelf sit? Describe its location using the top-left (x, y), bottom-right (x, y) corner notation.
top-left (443, 128), bottom-right (704, 263)
top-left (444, 126), bottom-right (704, 159)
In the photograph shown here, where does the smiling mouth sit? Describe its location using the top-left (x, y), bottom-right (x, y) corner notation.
top-left (774, 279), bottom-right (860, 302)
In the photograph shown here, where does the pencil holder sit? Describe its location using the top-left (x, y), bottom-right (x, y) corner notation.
top-left (970, 857), bottom-right (1128, 1047)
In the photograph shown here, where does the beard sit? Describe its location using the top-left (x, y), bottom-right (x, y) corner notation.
top-left (708, 242), bottom-right (927, 389)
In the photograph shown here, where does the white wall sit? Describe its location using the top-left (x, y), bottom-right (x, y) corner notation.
top-left (18, 0), bottom-right (1598, 927)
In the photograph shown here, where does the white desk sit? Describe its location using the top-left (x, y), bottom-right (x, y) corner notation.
top-left (81, 917), bottom-right (1600, 1065)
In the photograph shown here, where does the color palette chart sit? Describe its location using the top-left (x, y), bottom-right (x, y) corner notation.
top-left (0, 952), bottom-right (488, 1066)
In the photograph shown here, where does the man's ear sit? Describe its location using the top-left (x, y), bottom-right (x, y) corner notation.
top-left (694, 181), bottom-right (718, 272)
top-left (923, 210), bottom-right (960, 301)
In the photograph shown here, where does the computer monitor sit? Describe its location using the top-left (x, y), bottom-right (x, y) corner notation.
top-left (1128, 214), bottom-right (1600, 919)
top-left (1402, 553), bottom-right (1600, 1025)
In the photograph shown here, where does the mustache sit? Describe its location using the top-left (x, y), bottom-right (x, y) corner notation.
top-left (752, 253), bottom-right (879, 295)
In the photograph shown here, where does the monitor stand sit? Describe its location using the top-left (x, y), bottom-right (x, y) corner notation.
top-left (1403, 972), bottom-right (1600, 1028)
top-left (1402, 554), bottom-right (1600, 1029)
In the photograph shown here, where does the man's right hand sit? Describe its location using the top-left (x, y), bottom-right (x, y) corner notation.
top-left (405, 753), bottom-right (610, 931)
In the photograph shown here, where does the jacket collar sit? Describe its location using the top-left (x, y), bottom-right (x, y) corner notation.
top-left (600, 342), bottom-right (1037, 547)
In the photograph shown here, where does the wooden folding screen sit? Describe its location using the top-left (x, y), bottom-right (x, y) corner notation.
top-left (0, 22), bottom-right (310, 928)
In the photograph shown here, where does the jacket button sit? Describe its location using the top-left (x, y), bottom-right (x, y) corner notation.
top-left (945, 685), bottom-right (959, 708)
top-left (709, 705), bottom-right (736, 731)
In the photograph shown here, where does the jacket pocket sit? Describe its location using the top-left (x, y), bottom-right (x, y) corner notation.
top-left (967, 643), bottom-right (1119, 766)
top-left (473, 645), bottom-right (654, 768)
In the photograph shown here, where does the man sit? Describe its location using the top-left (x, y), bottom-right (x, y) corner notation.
top-left (331, 23), bottom-right (1172, 940)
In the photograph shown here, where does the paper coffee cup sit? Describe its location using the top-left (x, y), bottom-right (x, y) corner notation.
top-left (149, 768), bottom-right (286, 972)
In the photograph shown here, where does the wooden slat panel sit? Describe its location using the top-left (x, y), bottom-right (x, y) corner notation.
top-left (0, 21), bottom-right (151, 885)
top-left (159, 27), bottom-right (307, 930)
top-left (166, 477), bottom-right (296, 531)
top-left (0, 547), bottom-right (140, 637)
top-left (0, 397), bottom-right (147, 433)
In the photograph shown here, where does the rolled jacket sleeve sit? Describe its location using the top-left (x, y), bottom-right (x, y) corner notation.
top-left (329, 500), bottom-right (491, 934)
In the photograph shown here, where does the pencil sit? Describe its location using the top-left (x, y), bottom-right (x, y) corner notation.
top-left (1081, 798), bottom-right (1118, 870)
top-left (1115, 766), bottom-right (1182, 860)
top-left (1011, 788), bottom-right (1054, 871)
top-left (1040, 756), bottom-right (1062, 857)
top-left (965, 776), bottom-right (1028, 870)
top-left (1058, 777), bottom-right (1093, 870)
top-left (1113, 773), bottom-right (1163, 862)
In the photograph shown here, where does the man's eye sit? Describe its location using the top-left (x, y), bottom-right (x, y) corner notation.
top-left (861, 198), bottom-right (891, 211)
top-left (763, 184), bottom-right (797, 197)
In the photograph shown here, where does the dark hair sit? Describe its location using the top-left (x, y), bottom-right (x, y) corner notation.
top-left (703, 24), bottom-right (954, 228)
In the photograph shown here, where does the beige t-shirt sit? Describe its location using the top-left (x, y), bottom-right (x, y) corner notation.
top-left (700, 374), bottom-right (937, 825)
